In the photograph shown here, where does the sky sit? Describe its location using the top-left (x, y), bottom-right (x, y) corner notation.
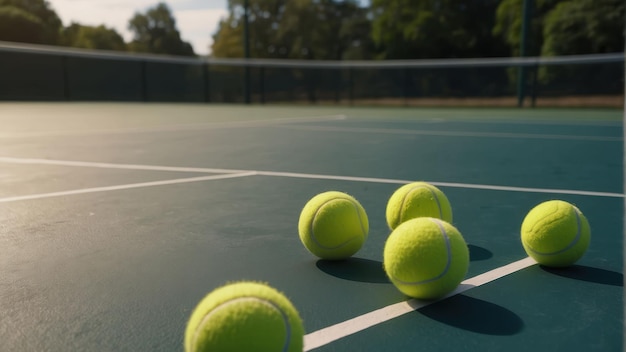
top-left (47, 0), bottom-right (230, 55)
top-left (48, 0), bottom-right (370, 56)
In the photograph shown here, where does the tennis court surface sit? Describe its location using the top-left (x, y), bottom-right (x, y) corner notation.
top-left (0, 103), bottom-right (623, 351)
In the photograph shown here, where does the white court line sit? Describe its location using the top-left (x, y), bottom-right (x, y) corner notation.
top-left (255, 171), bottom-right (625, 198)
top-left (350, 116), bottom-right (623, 127)
top-left (280, 125), bottom-right (623, 142)
top-left (0, 114), bottom-right (347, 138)
top-left (0, 156), bottom-right (249, 174)
top-left (443, 119), bottom-right (623, 127)
top-left (0, 172), bottom-right (256, 203)
top-left (1, 157), bottom-right (623, 198)
top-left (304, 257), bottom-right (536, 351)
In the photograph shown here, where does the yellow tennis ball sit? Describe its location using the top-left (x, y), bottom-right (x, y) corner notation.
top-left (184, 281), bottom-right (304, 352)
top-left (298, 191), bottom-right (369, 260)
top-left (383, 217), bottom-right (469, 300)
top-left (386, 182), bottom-right (452, 230)
top-left (521, 200), bottom-right (591, 267)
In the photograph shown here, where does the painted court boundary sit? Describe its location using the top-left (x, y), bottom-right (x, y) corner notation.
top-left (0, 114), bottom-right (347, 138)
top-left (0, 158), bottom-right (609, 347)
top-left (0, 157), bottom-right (623, 202)
top-left (281, 125), bottom-right (623, 142)
top-left (303, 257), bottom-right (536, 351)
top-left (0, 173), bottom-right (256, 203)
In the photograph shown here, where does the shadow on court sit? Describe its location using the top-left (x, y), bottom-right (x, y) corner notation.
top-left (418, 295), bottom-right (524, 335)
top-left (541, 265), bottom-right (624, 286)
top-left (316, 245), bottom-right (493, 283)
top-left (316, 258), bottom-right (390, 284)
top-left (468, 244), bottom-right (493, 261)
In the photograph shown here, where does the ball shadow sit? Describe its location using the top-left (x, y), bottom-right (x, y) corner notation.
top-left (419, 295), bottom-right (524, 335)
top-left (468, 244), bottom-right (493, 261)
top-left (541, 265), bottom-right (623, 286)
top-left (316, 258), bottom-right (390, 284)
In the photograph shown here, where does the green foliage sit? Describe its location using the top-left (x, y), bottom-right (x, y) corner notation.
top-left (542, 0), bottom-right (625, 56)
top-left (371, 0), bottom-right (507, 59)
top-left (128, 2), bottom-right (195, 56)
top-left (492, 0), bottom-right (623, 57)
top-left (0, 6), bottom-right (45, 43)
top-left (0, 0), bottom-right (61, 44)
top-left (492, 0), bottom-right (522, 51)
top-left (538, 0), bottom-right (624, 86)
top-left (211, 0), bottom-right (373, 59)
top-left (1, 0), bottom-right (623, 64)
top-left (62, 23), bottom-right (126, 51)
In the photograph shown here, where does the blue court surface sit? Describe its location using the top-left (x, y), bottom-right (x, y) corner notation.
top-left (0, 103), bottom-right (623, 351)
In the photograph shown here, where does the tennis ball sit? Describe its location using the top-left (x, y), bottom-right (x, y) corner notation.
top-left (298, 191), bottom-right (369, 260)
top-left (386, 182), bottom-right (452, 230)
top-left (185, 281), bottom-right (304, 352)
top-left (521, 200), bottom-right (590, 267)
top-left (383, 217), bottom-right (469, 300)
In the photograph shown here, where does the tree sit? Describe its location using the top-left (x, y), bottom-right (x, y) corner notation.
top-left (537, 0), bottom-right (624, 92)
top-left (493, 0), bottom-right (560, 57)
top-left (335, 3), bottom-right (375, 60)
top-left (210, 3), bottom-right (246, 58)
top-left (494, 0), bottom-right (624, 57)
top-left (493, 0), bottom-right (623, 94)
top-left (128, 2), bottom-right (194, 56)
top-left (211, 0), bottom-right (373, 60)
top-left (276, 0), bottom-right (374, 60)
top-left (371, 0), bottom-right (507, 59)
top-left (211, 0), bottom-right (297, 59)
top-left (0, 0), bottom-right (62, 44)
top-left (0, 6), bottom-right (45, 43)
top-left (541, 0), bottom-right (624, 56)
top-left (62, 23), bottom-right (127, 51)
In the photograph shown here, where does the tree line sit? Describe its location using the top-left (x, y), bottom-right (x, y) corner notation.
top-left (0, 0), bottom-right (623, 59)
top-left (212, 0), bottom-right (623, 60)
top-left (0, 0), bottom-right (194, 56)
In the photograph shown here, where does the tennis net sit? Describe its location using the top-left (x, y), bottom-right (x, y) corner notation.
top-left (0, 41), bottom-right (623, 107)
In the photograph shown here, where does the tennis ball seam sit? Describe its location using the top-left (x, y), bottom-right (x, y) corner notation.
top-left (191, 297), bottom-right (291, 352)
top-left (397, 184), bottom-right (443, 224)
top-left (424, 183), bottom-right (444, 219)
top-left (391, 218), bottom-right (452, 285)
top-left (310, 196), bottom-right (366, 250)
top-left (525, 207), bottom-right (582, 256)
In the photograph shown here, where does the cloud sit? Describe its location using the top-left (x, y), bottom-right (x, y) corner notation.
top-left (48, 0), bottom-right (228, 55)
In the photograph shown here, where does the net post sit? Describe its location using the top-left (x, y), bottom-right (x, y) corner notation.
top-left (62, 55), bottom-right (70, 101)
top-left (403, 67), bottom-right (410, 107)
top-left (530, 63), bottom-right (538, 108)
top-left (308, 68), bottom-right (317, 104)
top-left (244, 63), bottom-right (251, 104)
top-left (243, 0), bottom-right (251, 104)
top-left (517, 0), bottom-right (533, 108)
top-left (517, 66), bottom-right (526, 108)
top-left (622, 28), bottom-right (626, 345)
top-left (334, 67), bottom-right (341, 104)
top-left (259, 66), bottom-right (265, 104)
top-left (203, 62), bottom-right (210, 103)
top-left (141, 60), bottom-right (148, 102)
top-left (348, 67), bottom-right (354, 106)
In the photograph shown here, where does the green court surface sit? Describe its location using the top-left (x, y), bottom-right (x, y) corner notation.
top-left (0, 103), bottom-right (623, 351)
